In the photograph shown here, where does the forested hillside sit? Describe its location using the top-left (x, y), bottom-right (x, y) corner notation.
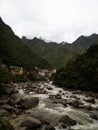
top-left (22, 34), bottom-right (98, 68)
top-left (0, 17), bottom-right (51, 71)
top-left (52, 44), bottom-right (98, 91)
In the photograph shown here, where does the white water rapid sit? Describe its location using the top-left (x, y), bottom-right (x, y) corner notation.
top-left (18, 82), bottom-right (98, 130)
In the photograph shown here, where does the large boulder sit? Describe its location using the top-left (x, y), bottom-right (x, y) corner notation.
top-left (53, 99), bottom-right (83, 108)
top-left (3, 104), bottom-right (15, 113)
top-left (84, 98), bottom-right (95, 104)
top-left (8, 93), bottom-right (22, 107)
top-left (40, 119), bottom-right (50, 125)
top-left (53, 99), bottom-right (67, 107)
top-left (79, 104), bottom-right (92, 111)
top-left (67, 99), bottom-right (83, 108)
top-left (21, 97), bottom-right (39, 109)
top-left (5, 84), bottom-right (18, 95)
top-left (21, 116), bottom-right (41, 128)
top-left (0, 109), bottom-right (10, 116)
top-left (59, 115), bottom-right (76, 126)
top-left (90, 114), bottom-right (98, 120)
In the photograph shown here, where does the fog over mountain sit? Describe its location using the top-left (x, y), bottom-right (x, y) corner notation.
top-left (0, 0), bottom-right (98, 42)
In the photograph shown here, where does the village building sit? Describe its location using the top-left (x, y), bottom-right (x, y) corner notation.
top-left (34, 66), bottom-right (56, 78)
top-left (48, 69), bottom-right (56, 77)
top-left (10, 66), bottom-right (23, 75)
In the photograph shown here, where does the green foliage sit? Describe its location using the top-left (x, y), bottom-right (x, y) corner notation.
top-left (22, 34), bottom-right (98, 69)
top-left (0, 117), bottom-right (9, 130)
top-left (22, 37), bottom-right (77, 69)
top-left (27, 72), bottom-right (36, 81)
top-left (0, 18), bottom-right (51, 71)
top-left (53, 44), bottom-right (98, 92)
top-left (12, 75), bottom-right (28, 83)
top-left (0, 115), bottom-right (14, 130)
top-left (0, 64), bottom-right (11, 96)
top-left (0, 116), bottom-right (13, 130)
top-left (0, 65), bottom-right (10, 83)
top-left (0, 84), bottom-right (5, 96)
top-left (12, 73), bottom-right (37, 82)
top-left (72, 33), bottom-right (98, 52)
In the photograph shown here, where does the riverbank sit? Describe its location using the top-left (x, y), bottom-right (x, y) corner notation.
top-left (0, 81), bottom-right (98, 130)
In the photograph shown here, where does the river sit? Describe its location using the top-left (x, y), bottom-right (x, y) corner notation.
top-left (18, 81), bottom-right (98, 130)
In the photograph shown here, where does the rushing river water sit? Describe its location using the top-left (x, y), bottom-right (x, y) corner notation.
top-left (18, 82), bottom-right (98, 130)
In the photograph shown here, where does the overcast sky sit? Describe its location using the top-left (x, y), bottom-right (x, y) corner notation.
top-left (0, 0), bottom-right (98, 43)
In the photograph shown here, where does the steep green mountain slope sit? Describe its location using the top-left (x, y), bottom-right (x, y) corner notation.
top-left (22, 37), bottom-right (77, 68)
top-left (0, 17), bottom-right (51, 70)
top-left (22, 34), bottom-right (98, 69)
top-left (53, 44), bottom-right (98, 91)
top-left (72, 33), bottom-right (98, 51)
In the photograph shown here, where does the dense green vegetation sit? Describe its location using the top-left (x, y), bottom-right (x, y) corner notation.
top-left (0, 116), bottom-right (13, 130)
top-left (0, 64), bottom-right (11, 96)
top-left (22, 37), bottom-right (77, 68)
top-left (53, 44), bottom-right (98, 91)
top-left (0, 17), bottom-right (51, 70)
top-left (0, 64), bottom-right (10, 84)
top-left (22, 34), bottom-right (98, 69)
top-left (0, 17), bottom-right (52, 96)
top-left (72, 34), bottom-right (98, 52)
top-left (0, 72), bottom-right (13, 128)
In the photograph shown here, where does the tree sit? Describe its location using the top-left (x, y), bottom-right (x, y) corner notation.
top-left (53, 44), bottom-right (98, 92)
top-left (0, 64), bottom-right (10, 83)
top-left (0, 64), bottom-right (11, 96)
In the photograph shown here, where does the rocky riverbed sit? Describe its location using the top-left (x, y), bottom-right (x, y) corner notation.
top-left (0, 81), bottom-right (98, 130)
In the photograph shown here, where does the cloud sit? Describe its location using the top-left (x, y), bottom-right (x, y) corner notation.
top-left (0, 0), bottom-right (98, 42)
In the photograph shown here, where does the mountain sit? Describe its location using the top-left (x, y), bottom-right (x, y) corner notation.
top-left (22, 34), bottom-right (98, 68)
top-left (53, 44), bottom-right (98, 92)
top-left (22, 37), bottom-right (77, 68)
top-left (72, 33), bottom-right (98, 51)
top-left (0, 17), bottom-right (51, 70)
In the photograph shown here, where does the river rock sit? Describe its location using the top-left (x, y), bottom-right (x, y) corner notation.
top-left (67, 128), bottom-right (74, 130)
top-left (46, 86), bottom-right (53, 90)
top-left (90, 114), bottom-right (98, 120)
top-left (59, 115), bottom-right (76, 126)
top-left (55, 94), bottom-right (62, 99)
top-left (67, 99), bottom-right (83, 108)
top-left (14, 108), bottom-right (22, 115)
top-left (40, 119), bottom-right (50, 125)
top-left (17, 127), bottom-right (27, 130)
top-left (8, 93), bottom-right (22, 107)
top-left (73, 90), bottom-right (81, 94)
top-left (0, 99), bottom-right (8, 105)
top-left (11, 114), bottom-right (17, 119)
top-left (21, 97), bottom-right (39, 109)
top-left (60, 123), bottom-right (67, 128)
top-left (95, 106), bottom-right (98, 111)
top-left (3, 104), bottom-right (15, 113)
top-left (45, 125), bottom-right (56, 130)
top-left (53, 99), bottom-right (67, 107)
top-left (5, 84), bottom-right (18, 95)
top-left (49, 95), bottom-right (56, 99)
top-left (79, 104), bottom-right (92, 111)
top-left (84, 98), bottom-right (95, 104)
top-left (21, 116), bottom-right (41, 128)
top-left (0, 109), bottom-right (10, 116)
